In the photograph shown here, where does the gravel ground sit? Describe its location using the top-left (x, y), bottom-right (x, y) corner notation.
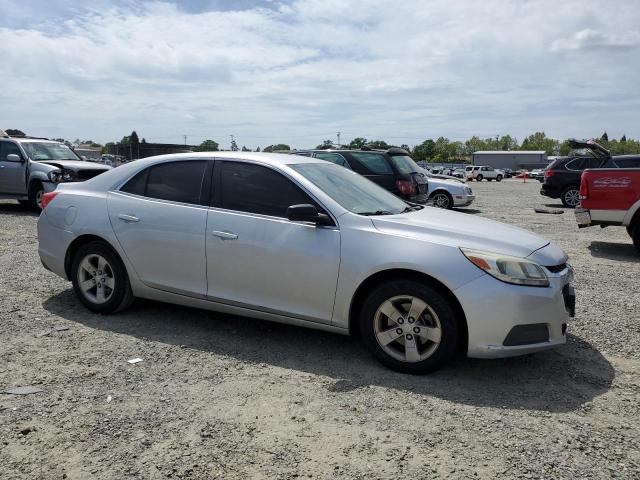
top-left (1, 178), bottom-right (639, 479)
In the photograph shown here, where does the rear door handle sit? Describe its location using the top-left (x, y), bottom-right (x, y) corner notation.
top-left (211, 230), bottom-right (238, 240)
top-left (117, 213), bottom-right (140, 223)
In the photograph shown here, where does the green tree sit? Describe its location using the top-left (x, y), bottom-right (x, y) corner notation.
top-left (434, 137), bottom-right (451, 161)
top-left (349, 137), bottom-right (367, 149)
top-left (241, 145), bottom-right (250, 152)
top-left (620, 134), bottom-right (627, 143)
top-left (230, 139), bottom-right (238, 151)
top-left (194, 139), bottom-right (219, 152)
top-left (316, 139), bottom-right (334, 150)
top-left (263, 144), bottom-right (291, 152)
top-left (600, 131), bottom-right (609, 142)
top-left (5, 128), bottom-right (26, 137)
top-left (520, 132), bottom-right (558, 156)
top-left (130, 131), bottom-right (140, 144)
top-left (412, 139), bottom-right (436, 161)
top-left (559, 140), bottom-right (572, 156)
top-left (256, 146), bottom-right (261, 152)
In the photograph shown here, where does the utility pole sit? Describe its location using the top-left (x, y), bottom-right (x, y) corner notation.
top-left (337, 132), bottom-right (341, 147)
top-left (183, 134), bottom-right (187, 146)
top-left (495, 135), bottom-right (499, 150)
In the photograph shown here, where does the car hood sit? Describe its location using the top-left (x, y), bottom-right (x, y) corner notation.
top-left (38, 160), bottom-right (112, 172)
top-left (371, 208), bottom-right (565, 265)
top-left (426, 176), bottom-right (466, 189)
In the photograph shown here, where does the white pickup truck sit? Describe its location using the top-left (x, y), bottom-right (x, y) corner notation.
top-left (466, 165), bottom-right (504, 182)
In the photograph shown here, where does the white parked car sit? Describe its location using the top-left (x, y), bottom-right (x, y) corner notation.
top-left (419, 170), bottom-right (475, 209)
top-left (37, 152), bottom-right (575, 374)
top-left (466, 166), bottom-right (505, 182)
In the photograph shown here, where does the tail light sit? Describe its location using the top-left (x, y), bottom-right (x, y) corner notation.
top-left (579, 173), bottom-right (588, 200)
top-left (396, 180), bottom-right (416, 196)
top-left (544, 170), bottom-right (554, 178)
top-left (41, 191), bottom-right (59, 210)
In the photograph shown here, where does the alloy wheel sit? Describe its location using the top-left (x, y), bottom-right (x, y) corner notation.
top-left (564, 188), bottom-right (580, 207)
top-left (35, 189), bottom-right (44, 208)
top-left (76, 254), bottom-right (115, 304)
top-left (432, 193), bottom-right (451, 209)
top-left (373, 295), bottom-right (442, 363)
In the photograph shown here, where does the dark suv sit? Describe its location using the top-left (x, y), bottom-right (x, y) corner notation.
top-left (541, 139), bottom-right (640, 207)
top-left (295, 147), bottom-right (429, 204)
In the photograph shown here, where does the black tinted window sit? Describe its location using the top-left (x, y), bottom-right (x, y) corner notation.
top-left (565, 158), bottom-right (587, 171)
top-left (614, 157), bottom-right (640, 168)
top-left (220, 162), bottom-right (315, 217)
top-left (120, 168), bottom-right (149, 196)
top-left (0, 141), bottom-right (22, 161)
top-left (348, 152), bottom-right (392, 175)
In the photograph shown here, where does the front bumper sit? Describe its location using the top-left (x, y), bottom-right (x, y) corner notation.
top-left (575, 208), bottom-right (591, 228)
top-left (453, 194), bottom-right (475, 207)
top-left (455, 268), bottom-right (574, 358)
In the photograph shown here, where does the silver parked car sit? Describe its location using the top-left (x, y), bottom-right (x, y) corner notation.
top-left (37, 152), bottom-right (575, 373)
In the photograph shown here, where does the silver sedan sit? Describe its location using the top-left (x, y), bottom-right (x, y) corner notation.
top-left (37, 152), bottom-right (575, 373)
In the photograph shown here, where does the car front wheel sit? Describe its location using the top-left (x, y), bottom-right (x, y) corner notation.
top-left (71, 241), bottom-right (134, 314)
top-left (28, 182), bottom-right (44, 211)
top-left (496, 175), bottom-right (503, 182)
top-left (359, 280), bottom-right (459, 374)
top-left (561, 186), bottom-right (580, 208)
top-left (430, 191), bottom-right (453, 209)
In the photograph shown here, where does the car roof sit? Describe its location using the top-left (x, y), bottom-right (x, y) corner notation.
top-left (141, 151), bottom-right (324, 166)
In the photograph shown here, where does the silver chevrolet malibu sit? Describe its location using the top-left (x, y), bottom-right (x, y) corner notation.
top-left (37, 152), bottom-right (575, 373)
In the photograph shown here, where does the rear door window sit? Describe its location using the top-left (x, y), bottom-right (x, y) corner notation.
top-left (614, 157), bottom-right (640, 168)
top-left (120, 160), bottom-right (207, 205)
top-left (565, 158), bottom-right (587, 171)
top-left (347, 152), bottom-right (393, 175)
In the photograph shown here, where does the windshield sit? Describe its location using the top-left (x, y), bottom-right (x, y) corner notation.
top-left (21, 142), bottom-right (82, 162)
top-left (390, 155), bottom-right (421, 175)
top-left (291, 163), bottom-right (409, 215)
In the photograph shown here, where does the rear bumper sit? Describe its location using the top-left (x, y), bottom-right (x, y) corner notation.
top-left (575, 208), bottom-right (592, 228)
top-left (540, 183), bottom-right (560, 198)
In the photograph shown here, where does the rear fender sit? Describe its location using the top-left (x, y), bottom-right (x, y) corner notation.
top-left (623, 199), bottom-right (640, 227)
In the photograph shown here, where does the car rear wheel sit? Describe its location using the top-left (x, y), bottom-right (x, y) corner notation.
top-left (430, 191), bottom-right (453, 209)
top-left (71, 241), bottom-right (134, 314)
top-left (561, 186), bottom-right (580, 208)
top-left (496, 175), bottom-right (503, 182)
top-left (475, 174), bottom-right (483, 182)
top-left (359, 280), bottom-right (459, 374)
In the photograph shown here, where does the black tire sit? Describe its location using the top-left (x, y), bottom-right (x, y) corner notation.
top-left (18, 200), bottom-right (30, 207)
top-left (560, 185), bottom-right (580, 208)
top-left (71, 240), bottom-right (135, 314)
top-left (632, 224), bottom-right (640, 253)
top-left (359, 280), bottom-right (459, 374)
top-left (487, 178), bottom-right (493, 182)
top-left (496, 175), bottom-right (503, 182)
top-left (429, 191), bottom-right (454, 209)
top-left (28, 181), bottom-right (44, 211)
top-left (475, 174), bottom-right (483, 182)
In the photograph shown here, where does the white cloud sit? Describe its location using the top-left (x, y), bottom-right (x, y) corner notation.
top-left (1, 0), bottom-right (639, 147)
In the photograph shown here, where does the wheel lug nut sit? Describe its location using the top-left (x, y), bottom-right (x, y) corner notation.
top-left (408, 317), bottom-right (415, 323)
top-left (397, 318), bottom-right (404, 324)
top-left (413, 327), bottom-right (420, 333)
top-left (406, 334), bottom-right (413, 340)
top-left (98, 270), bottom-right (102, 275)
top-left (92, 271), bottom-right (96, 276)
top-left (92, 279), bottom-right (96, 284)
top-left (396, 328), bottom-right (403, 335)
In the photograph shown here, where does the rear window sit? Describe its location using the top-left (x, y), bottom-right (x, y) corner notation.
top-left (565, 158), bottom-right (587, 171)
top-left (389, 155), bottom-right (421, 175)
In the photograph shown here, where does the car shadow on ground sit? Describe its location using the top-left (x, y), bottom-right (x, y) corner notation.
top-left (544, 203), bottom-right (567, 209)
top-left (453, 208), bottom-right (481, 215)
top-left (43, 289), bottom-right (614, 413)
top-left (589, 241), bottom-right (639, 262)
top-left (0, 201), bottom-right (37, 217)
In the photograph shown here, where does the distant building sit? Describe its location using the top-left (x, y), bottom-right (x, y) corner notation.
top-left (105, 142), bottom-right (197, 160)
top-left (472, 151), bottom-right (548, 170)
top-left (74, 144), bottom-right (102, 160)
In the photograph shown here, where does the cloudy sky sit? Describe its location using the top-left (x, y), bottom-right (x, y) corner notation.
top-left (1, 0), bottom-right (639, 149)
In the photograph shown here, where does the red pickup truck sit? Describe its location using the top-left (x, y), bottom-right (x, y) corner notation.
top-left (575, 168), bottom-right (640, 251)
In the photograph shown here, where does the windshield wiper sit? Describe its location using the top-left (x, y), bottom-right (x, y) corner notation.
top-left (359, 210), bottom-right (395, 216)
top-left (401, 204), bottom-right (424, 213)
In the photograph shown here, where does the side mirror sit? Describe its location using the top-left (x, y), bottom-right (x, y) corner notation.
top-left (286, 204), bottom-right (333, 226)
top-left (6, 154), bottom-right (23, 163)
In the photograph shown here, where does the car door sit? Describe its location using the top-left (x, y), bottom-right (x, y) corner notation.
top-left (206, 160), bottom-right (340, 324)
top-left (0, 141), bottom-right (27, 194)
top-left (107, 159), bottom-right (212, 297)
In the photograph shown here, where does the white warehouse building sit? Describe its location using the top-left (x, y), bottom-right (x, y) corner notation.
top-left (472, 151), bottom-right (549, 170)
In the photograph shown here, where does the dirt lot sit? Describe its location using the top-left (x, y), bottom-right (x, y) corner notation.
top-left (1, 179), bottom-right (639, 479)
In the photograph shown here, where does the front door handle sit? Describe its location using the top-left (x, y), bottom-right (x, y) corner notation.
top-left (117, 213), bottom-right (140, 223)
top-left (211, 230), bottom-right (238, 240)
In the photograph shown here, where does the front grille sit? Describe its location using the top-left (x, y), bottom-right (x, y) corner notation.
top-left (546, 263), bottom-right (567, 273)
top-left (77, 169), bottom-right (108, 180)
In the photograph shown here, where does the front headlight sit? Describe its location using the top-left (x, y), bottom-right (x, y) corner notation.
top-left (48, 170), bottom-right (62, 183)
top-left (62, 170), bottom-right (74, 181)
top-left (461, 248), bottom-right (549, 287)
